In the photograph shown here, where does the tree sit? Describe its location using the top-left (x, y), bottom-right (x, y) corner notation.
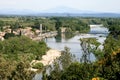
top-left (45, 47), bottom-right (74, 80)
top-left (0, 20), bottom-right (4, 31)
top-left (61, 62), bottom-right (81, 80)
top-left (10, 62), bottom-right (35, 80)
top-left (0, 36), bottom-right (47, 59)
top-left (4, 33), bottom-right (15, 39)
top-left (55, 21), bottom-right (62, 30)
top-left (80, 38), bottom-right (101, 63)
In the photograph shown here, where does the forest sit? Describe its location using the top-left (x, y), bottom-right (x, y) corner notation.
top-left (0, 16), bottom-right (90, 33)
top-left (0, 16), bottom-right (120, 80)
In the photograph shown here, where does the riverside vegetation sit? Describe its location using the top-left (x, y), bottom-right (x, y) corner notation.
top-left (0, 16), bottom-right (120, 80)
top-left (0, 36), bottom-right (47, 79)
top-left (42, 18), bottom-right (120, 80)
top-left (0, 16), bottom-right (90, 33)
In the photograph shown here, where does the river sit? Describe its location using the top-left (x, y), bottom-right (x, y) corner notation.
top-left (45, 26), bottom-right (108, 61)
top-left (33, 25), bottom-right (109, 80)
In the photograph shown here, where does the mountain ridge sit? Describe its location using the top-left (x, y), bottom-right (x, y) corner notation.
top-left (0, 7), bottom-right (120, 17)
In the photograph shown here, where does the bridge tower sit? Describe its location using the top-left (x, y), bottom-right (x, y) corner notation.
top-left (40, 24), bottom-right (42, 36)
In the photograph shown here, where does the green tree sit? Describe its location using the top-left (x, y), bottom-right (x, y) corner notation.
top-left (4, 33), bottom-right (15, 39)
top-left (55, 21), bottom-right (62, 30)
top-left (45, 47), bottom-right (74, 80)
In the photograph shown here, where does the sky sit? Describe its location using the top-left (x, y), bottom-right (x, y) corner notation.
top-left (0, 0), bottom-right (120, 13)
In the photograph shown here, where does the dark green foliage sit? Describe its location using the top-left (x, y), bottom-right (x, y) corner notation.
top-left (0, 36), bottom-right (47, 56)
top-left (55, 21), bottom-right (62, 30)
top-left (109, 24), bottom-right (120, 37)
top-left (32, 63), bottom-right (44, 69)
top-left (0, 54), bottom-right (35, 80)
top-left (0, 36), bottom-right (47, 65)
top-left (94, 49), bottom-right (104, 60)
top-left (61, 62), bottom-right (81, 80)
top-left (0, 20), bottom-right (4, 31)
top-left (10, 62), bottom-right (35, 80)
top-left (4, 33), bottom-right (15, 39)
top-left (0, 16), bottom-right (91, 33)
top-left (61, 62), bottom-right (96, 80)
top-left (11, 22), bottom-right (21, 29)
top-left (38, 41), bottom-right (47, 55)
top-left (47, 62), bottom-right (62, 80)
top-left (104, 35), bottom-right (120, 55)
top-left (97, 20), bottom-right (120, 79)
top-left (97, 50), bottom-right (120, 80)
top-left (0, 20), bottom-right (4, 26)
top-left (33, 20), bottom-right (40, 29)
top-left (59, 47), bottom-right (75, 70)
top-left (0, 36), bottom-right (47, 80)
top-left (52, 17), bottom-right (90, 33)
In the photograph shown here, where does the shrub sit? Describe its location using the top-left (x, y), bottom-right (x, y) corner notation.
top-left (32, 63), bottom-right (44, 69)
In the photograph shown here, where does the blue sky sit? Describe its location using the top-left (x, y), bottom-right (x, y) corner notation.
top-left (0, 0), bottom-right (120, 13)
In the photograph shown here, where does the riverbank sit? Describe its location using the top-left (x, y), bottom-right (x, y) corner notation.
top-left (30, 49), bottom-right (61, 72)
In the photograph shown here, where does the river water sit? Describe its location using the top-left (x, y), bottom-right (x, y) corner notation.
top-left (45, 26), bottom-right (108, 61)
top-left (33, 25), bottom-right (109, 80)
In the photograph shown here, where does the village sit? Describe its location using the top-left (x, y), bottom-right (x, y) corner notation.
top-left (0, 24), bottom-right (57, 41)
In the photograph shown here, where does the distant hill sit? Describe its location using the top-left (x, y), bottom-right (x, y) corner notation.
top-left (32, 13), bottom-right (120, 17)
top-left (0, 7), bottom-right (120, 17)
top-left (0, 8), bottom-right (37, 15)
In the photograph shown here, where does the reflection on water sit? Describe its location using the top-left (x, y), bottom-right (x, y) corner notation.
top-left (55, 32), bottom-right (75, 42)
top-left (45, 26), bottom-right (109, 61)
top-left (89, 26), bottom-right (109, 34)
top-left (45, 34), bottom-right (107, 61)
